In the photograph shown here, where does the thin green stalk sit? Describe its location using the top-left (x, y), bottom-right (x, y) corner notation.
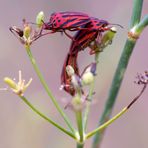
top-left (25, 45), bottom-right (76, 134)
top-left (130, 0), bottom-right (143, 28)
top-left (92, 0), bottom-right (144, 147)
top-left (83, 53), bottom-right (99, 131)
top-left (76, 111), bottom-right (84, 143)
top-left (86, 107), bottom-right (127, 139)
top-left (87, 82), bottom-right (147, 139)
top-left (83, 82), bottom-right (95, 131)
top-left (74, 91), bottom-right (84, 144)
top-left (77, 143), bottom-right (84, 148)
top-left (20, 95), bottom-right (76, 139)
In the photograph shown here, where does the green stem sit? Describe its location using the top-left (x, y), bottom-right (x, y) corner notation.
top-left (76, 111), bottom-right (84, 143)
top-left (83, 82), bottom-right (95, 131)
top-left (77, 143), bottom-right (84, 148)
top-left (74, 92), bottom-right (85, 145)
top-left (86, 107), bottom-right (127, 139)
top-left (20, 95), bottom-right (76, 139)
top-left (135, 15), bottom-right (148, 34)
top-left (87, 83), bottom-right (147, 139)
top-left (130, 0), bottom-right (143, 28)
top-left (83, 53), bottom-right (100, 131)
top-left (25, 45), bottom-right (76, 134)
top-left (92, 0), bottom-right (143, 147)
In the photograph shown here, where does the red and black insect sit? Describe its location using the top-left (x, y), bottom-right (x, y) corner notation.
top-left (61, 20), bottom-right (109, 95)
top-left (41, 11), bottom-right (92, 40)
top-left (69, 18), bottom-right (110, 54)
top-left (60, 17), bottom-right (113, 95)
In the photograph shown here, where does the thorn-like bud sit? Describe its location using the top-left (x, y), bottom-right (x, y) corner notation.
top-left (36, 11), bottom-right (45, 28)
top-left (9, 26), bottom-right (24, 37)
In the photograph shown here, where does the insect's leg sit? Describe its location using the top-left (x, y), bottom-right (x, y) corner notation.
top-left (63, 30), bottom-right (76, 41)
top-left (88, 40), bottom-right (101, 55)
top-left (89, 32), bottom-right (105, 55)
top-left (63, 30), bottom-right (84, 53)
top-left (31, 30), bottom-right (56, 43)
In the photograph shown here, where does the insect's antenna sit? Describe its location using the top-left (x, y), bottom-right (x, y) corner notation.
top-left (110, 23), bottom-right (124, 29)
top-left (22, 18), bottom-right (45, 26)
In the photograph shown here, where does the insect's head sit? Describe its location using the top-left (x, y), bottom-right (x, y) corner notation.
top-left (90, 18), bottom-right (109, 31)
top-left (98, 20), bottom-right (123, 31)
top-left (99, 20), bottom-right (109, 28)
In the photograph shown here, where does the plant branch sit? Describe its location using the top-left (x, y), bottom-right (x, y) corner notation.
top-left (83, 53), bottom-right (99, 131)
top-left (130, 0), bottom-right (143, 28)
top-left (25, 45), bottom-right (76, 134)
top-left (86, 83), bottom-right (147, 139)
top-left (92, 0), bottom-right (144, 147)
top-left (135, 15), bottom-right (148, 35)
top-left (20, 95), bottom-right (76, 139)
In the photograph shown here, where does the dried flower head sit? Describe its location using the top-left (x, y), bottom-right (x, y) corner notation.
top-left (9, 11), bottom-right (45, 46)
top-left (135, 71), bottom-right (148, 85)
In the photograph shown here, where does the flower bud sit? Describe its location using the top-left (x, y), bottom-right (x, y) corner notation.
top-left (4, 71), bottom-right (32, 96)
top-left (101, 27), bottom-right (117, 46)
top-left (81, 72), bottom-right (94, 85)
top-left (81, 63), bottom-right (96, 85)
top-left (23, 25), bottom-right (31, 39)
top-left (4, 77), bottom-right (17, 90)
top-left (71, 95), bottom-right (83, 111)
top-left (36, 11), bottom-right (45, 28)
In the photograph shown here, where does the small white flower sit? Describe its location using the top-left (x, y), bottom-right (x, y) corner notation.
top-left (4, 70), bottom-right (32, 96)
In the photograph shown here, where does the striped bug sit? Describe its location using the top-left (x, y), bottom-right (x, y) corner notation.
top-left (39, 11), bottom-right (92, 40)
top-left (61, 21), bottom-right (117, 96)
top-left (60, 19), bottom-right (109, 96)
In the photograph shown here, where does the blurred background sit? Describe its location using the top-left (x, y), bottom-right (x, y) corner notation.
top-left (0, 0), bottom-right (148, 148)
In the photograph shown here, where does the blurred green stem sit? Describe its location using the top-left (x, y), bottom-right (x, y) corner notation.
top-left (92, 0), bottom-right (144, 147)
top-left (77, 143), bottom-right (84, 148)
top-left (76, 110), bottom-right (84, 143)
top-left (25, 45), bottom-right (76, 134)
top-left (20, 95), bottom-right (76, 139)
top-left (74, 92), bottom-right (84, 146)
top-left (86, 107), bottom-right (127, 139)
top-left (134, 15), bottom-right (148, 35)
